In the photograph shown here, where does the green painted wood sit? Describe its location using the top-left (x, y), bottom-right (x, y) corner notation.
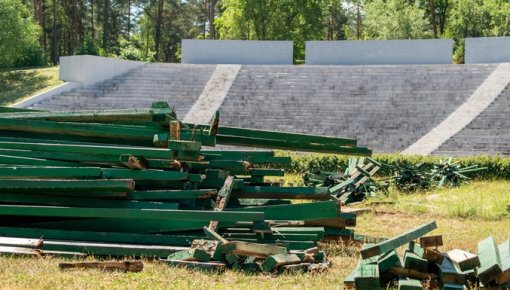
top-left (271, 227), bottom-right (325, 239)
top-left (0, 154), bottom-right (81, 167)
top-left (208, 176), bottom-right (235, 231)
top-left (261, 254), bottom-right (301, 271)
top-left (0, 141), bottom-right (174, 159)
top-left (477, 236), bottom-right (503, 285)
top-left (441, 283), bottom-right (465, 290)
top-left (344, 262), bottom-right (358, 289)
top-left (250, 169), bottom-right (285, 177)
top-left (229, 201), bottom-right (340, 221)
top-left (167, 249), bottom-right (211, 262)
top-left (42, 240), bottom-right (187, 258)
top-left (221, 233), bottom-right (320, 242)
top-left (360, 221), bottom-right (437, 259)
top-left (216, 135), bottom-right (372, 156)
top-left (0, 166), bottom-right (102, 178)
top-left (0, 236), bottom-right (42, 248)
top-left (497, 240), bottom-right (510, 285)
top-left (446, 249), bottom-right (480, 272)
top-left (354, 260), bottom-right (380, 290)
top-left (127, 189), bottom-right (215, 200)
top-left (0, 245), bottom-right (85, 257)
top-left (378, 250), bottom-right (401, 273)
top-left (0, 227), bottom-right (198, 246)
top-left (398, 278), bottom-right (422, 290)
top-left (233, 186), bottom-right (330, 200)
top-left (101, 168), bottom-right (202, 182)
top-left (221, 241), bottom-right (287, 258)
top-left (436, 256), bottom-right (466, 285)
top-left (404, 251), bottom-right (429, 273)
top-left (0, 193), bottom-right (178, 209)
top-left (0, 179), bottom-right (134, 194)
top-left (0, 205), bottom-right (265, 222)
top-left (0, 148), bottom-right (121, 164)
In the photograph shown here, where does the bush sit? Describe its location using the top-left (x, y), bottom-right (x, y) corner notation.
top-left (14, 43), bottom-right (46, 67)
top-left (75, 38), bottom-right (100, 56)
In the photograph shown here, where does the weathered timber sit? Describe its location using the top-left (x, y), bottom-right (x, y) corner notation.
top-left (229, 201), bottom-right (340, 221)
top-left (0, 205), bottom-right (265, 222)
top-left (221, 241), bottom-right (287, 258)
top-left (59, 260), bottom-right (144, 272)
top-left (419, 235), bottom-right (443, 248)
top-left (355, 260), bottom-right (380, 290)
top-left (360, 221), bottom-right (437, 259)
top-left (101, 168), bottom-right (202, 182)
top-left (209, 176), bottom-right (235, 231)
top-left (404, 250), bottom-right (429, 273)
top-left (233, 186), bottom-right (330, 200)
top-left (398, 277), bottom-right (423, 290)
top-left (0, 245), bottom-right (85, 257)
top-left (262, 254), bottom-right (302, 272)
top-left (0, 179), bottom-right (134, 195)
top-left (389, 266), bottom-right (438, 280)
top-left (0, 154), bottom-right (80, 167)
top-left (496, 240), bottom-right (510, 285)
top-left (167, 248), bottom-right (211, 262)
top-left (378, 250), bottom-right (401, 272)
top-left (436, 256), bottom-right (466, 285)
top-left (127, 189), bottom-right (214, 200)
top-left (203, 227), bottom-right (229, 244)
top-left (0, 167), bottom-right (102, 179)
top-left (446, 249), bottom-right (480, 272)
top-left (477, 236), bottom-right (503, 285)
top-left (0, 236), bottom-right (43, 248)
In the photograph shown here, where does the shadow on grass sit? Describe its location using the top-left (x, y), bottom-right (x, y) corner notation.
top-left (0, 69), bottom-right (52, 105)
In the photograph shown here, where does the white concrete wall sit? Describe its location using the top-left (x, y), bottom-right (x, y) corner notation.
top-left (181, 40), bottom-right (293, 64)
top-left (305, 39), bottom-right (453, 65)
top-left (465, 37), bottom-right (510, 64)
top-left (59, 55), bottom-right (145, 86)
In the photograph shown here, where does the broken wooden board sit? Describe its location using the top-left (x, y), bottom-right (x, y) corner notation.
top-left (398, 277), bottom-right (422, 290)
top-left (221, 241), bottom-right (287, 258)
top-left (261, 254), bottom-right (301, 272)
top-left (389, 266), bottom-right (438, 280)
top-left (354, 260), bottom-right (380, 290)
top-left (436, 256), bottom-right (466, 285)
top-left (208, 176), bottom-right (235, 232)
top-left (446, 249), bottom-right (480, 272)
top-left (167, 248), bottom-right (211, 262)
top-left (59, 260), bottom-right (144, 272)
top-left (0, 236), bottom-right (43, 248)
top-left (419, 235), bottom-right (443, 248)
top-left (360, 221), bottom-right (437, 259)
top-left (161, 259), bottom-right (226, 272)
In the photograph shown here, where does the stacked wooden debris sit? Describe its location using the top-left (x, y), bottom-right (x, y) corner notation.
top-left (304, 157), bottom-right (381, 204)
top-left (0, 103), bottom-right (371, 265)
top-left (344, 221), bottom-right (510, 289)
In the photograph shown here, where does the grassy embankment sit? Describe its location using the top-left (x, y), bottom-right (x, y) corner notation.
top-left (0, 66), bottom-right (62, 106)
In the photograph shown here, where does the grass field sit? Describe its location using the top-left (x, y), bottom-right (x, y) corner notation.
top-left (0, 66), bottom-right (62, 106)
top-left (0, 181), bottom-right (508, 289)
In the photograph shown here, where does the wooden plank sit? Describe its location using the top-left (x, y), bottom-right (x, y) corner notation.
top-left (208, 176), bottom-right (235, 232)
top-left (403, 250), bottom-right (428, 273)
top-left (0, 205), bottom-right (265, 222)
top-left (496, 240), bottom-right (510, 285)
top-left (0, 245), bottom-right (85, 257)
top-left (221, 241), bottom-right (287, 258)
top-left (446, 249), bottom-right (480, 272)
top-left (377, 250), bottom-right (401, 273)
top-left (355, 260), bottom-right (380, 290)
top-left (167, 249), bottom-right (211, 262)
top-left (233, 186), bottom-right (330, 200)
top-left (389, 266), bottom-right (438, 280)
top-left (229, 201), bottom-right (340, 221)
top-left (0, 237), bottom-right (42, 248)
top-left (128, 189), bottom-right (215, 200)
top-left (360, 221), bottom-right (437, 259)
top-left (59, 261), bottom-right (144, 272)
top-left (0, 167), bottom-right (102, 179)
top-left (477, 236), bottom-right (503, 285)
top-left (261, 254), bottom-right (301, 272)
top-left (398, 277), bottom-right (422, 290)
top-left (0, 179), bottom-right (134, 194)
top-left (419, 235), bottom-right (443, 248)
top-left (436, 256), bottom-right (466, 285)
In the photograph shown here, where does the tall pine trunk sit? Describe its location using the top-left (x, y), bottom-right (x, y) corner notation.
top-left (154, 0), bottom-right (164, 61)
top-left (51, 0), bottom-right (58, 64)
top-left (103, 0), bottom-right (109, 51)
top-left (209, 0), bottom-right (216, 39)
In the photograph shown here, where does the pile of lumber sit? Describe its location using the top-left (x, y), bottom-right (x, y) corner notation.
top-left (304, 157), bottom-right (381, 204)
top-left (344, 221), bottom-right (510, 289)
top-left (0, 103), bottom-right (371, 267)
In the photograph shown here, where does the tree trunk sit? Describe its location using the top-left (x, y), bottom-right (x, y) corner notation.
top-left (91, 0), bottom-right (95, 40)
top-left (209, 0), bottom-right (216, 39)
top-left (154, 0), bottom-right (164, 61)
top-left (42, 0), bottom-right (47, 54)
top-left (103, 0), bottom-right (110, 51)
top-left (127, 0), bottom-right (131, 38)
top-left (51, 0), bottom-right (58, 64)
top-left (429, 0), bottom-right (437, 38)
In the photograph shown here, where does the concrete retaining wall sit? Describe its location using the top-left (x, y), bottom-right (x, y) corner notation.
top-left (305, 39), bottom-right (453, 65)
top-left (465, 37), bottom-right (510, 64)
top-left (59, 55), bottom-right (145, 86)
top-left (181, 40), bottom-right (293, 64)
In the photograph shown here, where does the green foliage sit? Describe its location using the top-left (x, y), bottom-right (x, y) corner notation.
top-left (0, 0), bottom-right (42, 68)
top-left (14, 44), bottom-right (46, 67)
top-left (363, 0), bottom-right (432, 39)
top-left (75, 38), bottom-right (100, 56)
top-left (278, 152), bottom-right (510, 180)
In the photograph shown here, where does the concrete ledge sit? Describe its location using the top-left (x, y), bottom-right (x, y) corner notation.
top-left (11, 82), bottom-right (81, 108)
top-left (305, 39), bottom-right (453, 65)
top-left (60, 55), bottom-right (145, 86)
top-left (465, 37), bottom-right (510, 64)
top-left (181, 40), bottom-right (293, 64)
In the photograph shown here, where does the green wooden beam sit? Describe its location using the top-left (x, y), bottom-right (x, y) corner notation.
top-left (360, 221), bottom-right (437, 259)
top-left (0, 205), bottom-right (265, 222)
top-left (477, 236), bottom-right (503, 285)
top-left (128, 189), bottom-right (215, 200)
top-left (233, 186), bottom-right (330, 200)
top-left (228, 201), bottom-right (340, 221)
top-left (0, 166), bottom-right (102, 178)
top-left (0, 179), bottom-right (134, 194)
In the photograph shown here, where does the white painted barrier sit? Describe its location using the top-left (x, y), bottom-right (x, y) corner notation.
top-left (465, 37), bottom-right (510, 64)
top-left (305, 39), bottom-right (453, 65)
top-left (59, 55), bottom-right (144, 86)
top-left (181, 40), bottom-right (293, 64)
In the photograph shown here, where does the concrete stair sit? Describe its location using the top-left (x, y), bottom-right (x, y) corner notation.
top-left (30, 63), bottom-right (216, 119)
top-left (434, 83), bottom-right (510, 156)
top-left (217, 64), bottom-right (497, 152)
